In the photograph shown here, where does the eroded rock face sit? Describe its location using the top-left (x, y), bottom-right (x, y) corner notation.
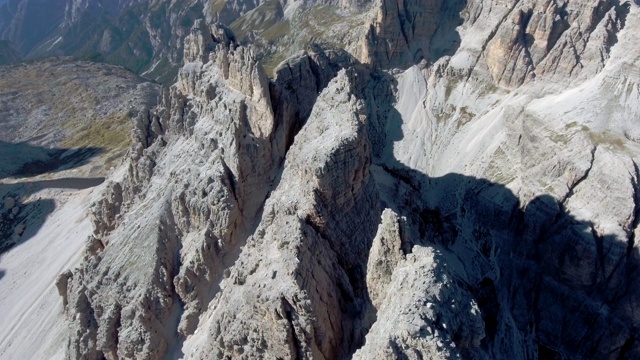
top-left (365, 209), bottom-right (406, 309)
top-left (355, 246), bottom-right (486, 360)
top-left (357, 0), bottom-right (469, 69)
top-left (60, 22), bottom-right (361, 359)
top-left (483, 0), bottom-right (630, 87)
top-left (186, 69), bottom-right (381, 359)
top-left (58, 1), bottom-right (640, 359)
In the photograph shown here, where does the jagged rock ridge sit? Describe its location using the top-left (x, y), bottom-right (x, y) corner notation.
top-left (57, 1), bottom-right (640, 359)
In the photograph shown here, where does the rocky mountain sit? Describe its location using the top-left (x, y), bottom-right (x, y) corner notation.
top-left (2, 0), bottom-right (640, 359)
top-left (0, 58), bottom-right (158, 148)
top-left (0, 0), bottom-right (366, 83)
top-left (0, 0), bottom-right (205, 83)
top-left (0, 58), bottom-right (159, 359)
top-left (0, 57), bottom-right (159, 255)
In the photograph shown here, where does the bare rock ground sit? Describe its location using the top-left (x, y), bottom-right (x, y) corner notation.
top-left (0, 59), bottom-right (159, 359)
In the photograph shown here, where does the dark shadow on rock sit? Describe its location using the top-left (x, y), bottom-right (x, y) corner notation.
top-left (0, 140), bottom-right (103, 180)
top-left (0, 177), bottom-right (105, 257)
top-left (19, 177), bottom-right (106, 190)
top-left (0, 197), bottom-right (55, 255)
top-left (260, 3), bottom-right (640, 356)
top-left (428, 0), bottom-right (467, 62)
top-left (0, 269), bottom-right (4, 281)
top-left (0, 139), bottom-right (104, 257)
top-left (358, 65), bottom-right (640, 358)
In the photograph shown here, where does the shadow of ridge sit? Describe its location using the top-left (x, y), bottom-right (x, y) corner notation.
top-left (0, 140), bottom-right (103, 180)
top-left (256, 6), bottom-right (467, 354)
top-left (0, 176), bottom-right (105, 258)
top-left (0, 197), bottom-right (55, 257)
top-left (254, 4), bottom-right (639, 356)
top-left (366, 68), bottom-right (640, 358)
top-left (16, 177), bottom-right (106, 191)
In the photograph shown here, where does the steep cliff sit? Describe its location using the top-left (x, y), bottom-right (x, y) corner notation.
top-left (45, 1), bottom-right (640, 359)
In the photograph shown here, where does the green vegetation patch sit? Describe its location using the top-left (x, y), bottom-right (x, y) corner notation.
top-left (262, 20), bottom-right (291, 42)
top-left (230, 0), bottom-right (286, 41)
top-left (63, 112), bottom-right (132, 151)
top-left (261, 52), bottom-right (288, 78)
top-left (209, 0), bottom-right (227, 15)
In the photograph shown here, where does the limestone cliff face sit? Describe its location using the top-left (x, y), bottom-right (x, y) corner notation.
top-left (61, 23), bottom-right (275, 359)
top-left (58, 1), bottom-right (640, 359)
top-left (59, 21), bottom-right (359, 359)
top-left (359, 0), bottom-right (630, 86)
top-left (481, 0), bottom-right (630, 87)
top-left (356, 0), bottom-right (474, 69)
top-left (186, 69), bottom-right (382, 359)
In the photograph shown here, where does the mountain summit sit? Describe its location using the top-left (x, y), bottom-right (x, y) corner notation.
top-left (1, 0), bottom-right (640, 359)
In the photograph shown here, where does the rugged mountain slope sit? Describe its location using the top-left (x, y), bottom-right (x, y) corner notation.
top-left (0, 0), bottom-right (633, 359)
top-left (0, 0), bottom-right (219, 82)
top-left (0, 58), bottom-right (158, 150)
top-left (0, 59), bottom-right (159, 359)
top-left (0, 0), bottom-right (369, 82)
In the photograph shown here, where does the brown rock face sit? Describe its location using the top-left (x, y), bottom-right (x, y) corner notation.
top-left (484, 0), bottom-right (630, 87)
top-left (361, 0), bottom-right (444, 68)
top-left (359, 0), bottom-right (467, 69)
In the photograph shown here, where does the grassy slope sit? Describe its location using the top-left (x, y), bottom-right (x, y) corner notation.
top-left (0, 59), bottom-right (159, 160)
